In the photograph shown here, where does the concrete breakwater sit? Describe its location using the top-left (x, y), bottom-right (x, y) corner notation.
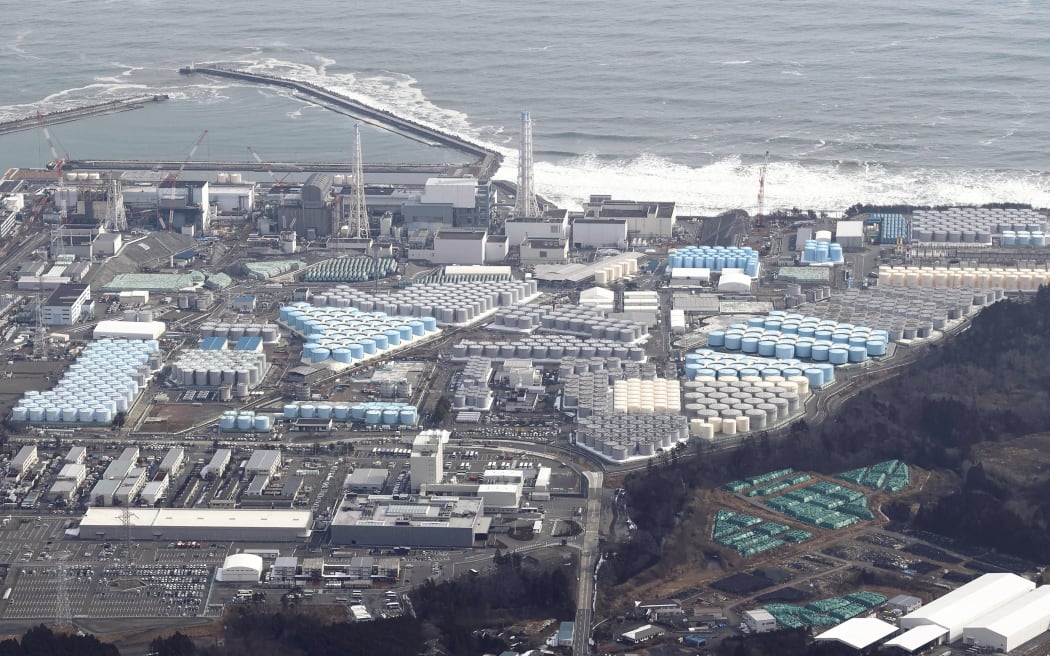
top-left (179, 64), bottom-right (503, 179)
top-left (0, 95), bottom-right (169, 136)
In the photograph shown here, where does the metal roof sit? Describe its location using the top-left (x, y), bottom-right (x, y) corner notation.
top-left (963, 585), bottom-right (1050, 642)
top-left (900, 573), bottom-right (1035, 641)
top-left (200, 336), bottom-right (227, 350)
top-left (884, 624), bottom-right (948, 652)
top-left (235, 336), bottom-right (263, 350)
top-left (815, 618), bottom-right (898, 649)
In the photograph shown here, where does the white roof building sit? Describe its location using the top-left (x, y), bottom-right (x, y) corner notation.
top-left (717, 270), bottom-right (753, 294)
top-left (884, 624), bottom-right (949, 652)
top-left (93, 320), bottom-right (167, 340)
top-left (217, 553), bottom-right (264, 582)
top-left (962, 585), bottom-right (1050, 653)
top-left (78, 507), bottom-right (312, 542)
top-left (899, 572), bottom-right (1035, 642)
top-left (578, 287), bottom-right (614, 311)
top-left (815, 618), bottom-right (898, 650)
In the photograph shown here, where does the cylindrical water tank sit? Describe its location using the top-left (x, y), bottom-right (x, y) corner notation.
top-left (236, 414), bottom-right (253, 431)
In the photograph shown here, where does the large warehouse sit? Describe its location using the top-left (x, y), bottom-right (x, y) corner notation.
top-left (962, 585), bottom-right (1050, 652)
top-left (898, 573), bottom-right (1035, 642)
top-left (330, 496), bottom-right (489, 548)
top-left (77, 508), bottom-right (313, 542)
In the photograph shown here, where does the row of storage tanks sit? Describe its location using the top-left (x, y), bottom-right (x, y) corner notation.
top-left (557, 357), bottom-right (657, 381)
top-left (576, 414), bottom-right (690, 461)
top-left (682, 376), bottom-right (809, 438)
top-left (12, 339), bottom-right (161, 424)
top-left (490, 305), bottom-right (647, 343)
top-left (170, 351), bottom-right (268, 388)
top-left (1000, 230), bottom-right (1047, 247)
top-left (801, 240), bottom-right (845, 264)
top-left (451, 336), bottom-right (646, 363)
top-left (611, 378), bottom-right (682, 414)
top-left (219, 410), bottom-right (273, 433)
top-left (279, 303), bottom-right (439, 364)
top-left (877, 265), bottom-right (1050, 291)
top-left (304, 279), bottom-right (539, 325)
top-left (198, 323), bottom-right (280, 343)
top-left (244, 260), bottom-right (302, 280)
top-left (705, 313), bottom-right (889, 364)
top-left (122, 309), bottom-right (157, 323)
top-left (792, 287), bottom-right (1000, 339)
top-left (668, 246), bottom-right (760, 277)
top-left (593, 257), bottom-right (641, 285)
top-left (281, 401), bottom-right (418, 426)
top-left (910, 208), bottom-right (1047, 243)
top-left (299, 256), bottom-right (397, 283)
top-left (685, 349), bottom-right (835, 389)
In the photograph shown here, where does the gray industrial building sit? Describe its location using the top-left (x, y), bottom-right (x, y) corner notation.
top-left (330, 496), bottom-right (489, 548)
top-left (344, 468), bottom-right (390, 494)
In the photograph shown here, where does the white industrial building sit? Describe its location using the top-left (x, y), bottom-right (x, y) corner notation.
top-left (56, 463), bottom-right (87, 487)
top-left (520, 237), bottom-right (569, 265)
top-left (420, 177), bottom-right (478, 209)
top-left (571, 218), bottom-right (628, 249)
top-left (743, 609), bottom-right (777, 633)
top-left (159, 447), bottom-right (185, 475)
top-left (962, 585), bottom-right (1050, 652)
top-left (330, 496), bottom-right (488, 548)
top-left (65, 446), bottom-right (87, 464)
top-left (477, 469), bottom-right (524, 511)
top-left (717, 270), bottom-right (753, 294)
top-left (139, 479), bottom-right (168, 506)
top-left (815, 618), bottom-right (898, 650)
top-left (42, 283), bottom-right (92, 326)
top-left (202, 449), bottom-right (232, 479)
top-left (216, 553), bottom-right (264, 582)
top-left (209, 181), bottom-right (255, 214)
top-left (898, 573), bottom-right (1036, 643)
top-left (581, 196), bottom-right (675, 238)
top-left (245, 450), bottom-right (282, 477)
top-left (9, 445), bottom-right (38, 482)
top-left (484, 234), bottom-right (508, 263)
top-left (578, 287), bottom-right (615, 311)
top-left (93, 320), bottom-right (167, 340)
top-left (77, 507), bottom-right (312, 542)
top-left (505, 214), bottom-right (569, 245)
top-left (410, 429), bottom-right (448, 492)
top-left (344, 468), bottom-right (389, 494)
top-left (835, 220), bottom-right (865, 249)
top-left (431, 229), bottom-right (488, 265)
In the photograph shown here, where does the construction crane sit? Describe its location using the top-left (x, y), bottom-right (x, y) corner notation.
top-left (37, 112), bottom-right (69, 174)
top-left (756, 150), bottom-right (769, 227)
top-left (247, 146), bottom-right (288, 186)
top-left (160, 130), bottom-right (208, 230)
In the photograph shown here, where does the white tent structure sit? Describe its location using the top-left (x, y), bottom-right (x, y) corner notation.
top-left (899, 573), bottom-right (1035, 642)
top-left (814, 617), bottom-right (898, 650)
top-left (217, 553), bottom-right (263, 582)
top-left (884, 624), bottom-right (948, 652)
top-left (963, 585), bottom-right (1050, 652)
top-left (717, 270), bottom-right (753, 294)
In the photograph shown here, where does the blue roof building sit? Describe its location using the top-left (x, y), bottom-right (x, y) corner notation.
top-left (558, 621), bottom-right (575, 647)
top-left (200, 336), bottom-right (227, 350)
top-left (234, 336), bottom-right (263, 352)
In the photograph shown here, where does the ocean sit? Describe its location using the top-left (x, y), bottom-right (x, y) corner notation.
top-left (2, 0), bottom-right (1049, 214)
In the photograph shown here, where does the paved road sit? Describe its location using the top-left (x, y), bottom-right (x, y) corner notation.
top-left (573, 471), bottom-right (602, 656)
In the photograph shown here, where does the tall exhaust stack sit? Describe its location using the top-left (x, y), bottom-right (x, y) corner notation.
top-left (514, 111), bottom-right (540, 218)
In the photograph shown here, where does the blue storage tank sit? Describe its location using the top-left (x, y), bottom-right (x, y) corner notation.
top-left (365, 409), bottom-right (382, 425)
top-left (781, 322), bottom-right (799, 335)
top-left (848, 346), bottom-right (867, 362)
top-left (805, 368), bottom-right (824, 388)
top-left (819, 363), bottom-right (836, 383)
top-left (409, 320), bottom-right (425, 336)
top-left (832, 332), bottom-right (851, 345)
top-left (254, 415), bottom-right (272, 432)
top-left (685, 363), bottom-right (701, 379)
top-left (697, 368), bottom-right (717, 379)
top-left (316, 404), bottom-right (333, 419)
top-left (761, 368), bottom-right (781, 379)
top-left (348, 343), bottom-right (365, 359)
top-left (310, 347), bottom-right (330, 363)
top-left (758, 340), bottom-right (776, 356)
top-left (220, 414), bottom-right (237, 431)
top-left (422, 317), bottom-right (438, 332)
top-left (725, 333), bottom-right (743, 350)
top-left (848, 336), bottom-right (867, 348)
top-left (670, 254), bottom-right (683, 269)
top-left (740, 337), bottom-right (759, 353)
top-left (764, 319), bottom-right (782, 332)
top-left (360, 339), bottom-right (376, 355)
top-left (334, 405), bottom-right (351, 421)
top-left (351, 404), bottom-right (367, 420)
top-left (283, 404), bottom-right (299, 420)
top-left (382, 408), bottom-right (400, 425)
top-left (829, 243), bottom-right (843, 262)
top-left (783, 367), bottom-right (803, 378)
top-left (399, 407), bottom-right (418, 426)
top-left (794, 341), bottom-right (813, 358)
top-left (739, 368), bottom-right (760, 378)
top-left (332, 348), bottom-right (352, 363)
top-left (397, 325), bottom-right (413, 341)
top-left (1033, 232), bottom-right (1046, 247)
top-left (811, 344), bottom-right (830, 361)
top-left (829, 348), bottom-right (849, 365)
top-left (385, 329), bottom-right (401, 346)
top-left (707, 330), bottom-right (726, 347)
top-left (1002, 230), bottom-right (1017, 247)
top-left (747, 317), bottom-right (765, 328)
top-left (299, 404), bottom-right (317, 419)
top-left (236, 414), bottom-right (254, 431)
top-left (373, 334), bottom-right (389, 350)
top-left (866, 340), bottom-right (887, 356)
top-left (718, 368), bottom-right (737, 379)
top-left (775, 343), bottom-right (795, 360)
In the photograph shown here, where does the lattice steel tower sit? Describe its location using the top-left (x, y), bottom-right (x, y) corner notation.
top-left (514, 111), bottom-right (540, 218)
top-left (107, 178), bottom-right (127, 232)
top-left (348, 124), bottom-right (369, 239)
